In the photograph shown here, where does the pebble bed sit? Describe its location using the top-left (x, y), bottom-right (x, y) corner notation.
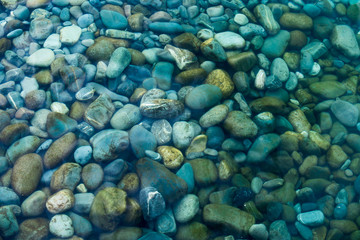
top-left (0, 0), bottom-right (360, 239)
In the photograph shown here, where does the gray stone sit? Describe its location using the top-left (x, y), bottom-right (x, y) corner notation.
top-left (254, 4), bottom-right (280, 35)
top-left (173, 194), bottom-right (199, 223)
top-left (172, 121), bottom-right (195, 149)
top-left (129, 125), bottom-right (157, 158)
top-left (106, 47), bottom-right (131, 79)
top-left (331, 25), bottom-right (360, 59)
top-left (247, 133), bottom-right (281, 163)
top-left (151, 119), bottom-right (172, 145)
top-left (110, 104), bottom-right (141, 130)
top-left (297, 210), bottom-right (324, 227)
top-left (270, 58), bottom-right (289, 82)
top-left (331, 99), bottom-right (359, 127)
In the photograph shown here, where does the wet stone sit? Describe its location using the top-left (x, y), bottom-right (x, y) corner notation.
top-left (140, 99), bottom-right (184, 119)
top-left (84, 94), bottom-right (115, 130)
top-left (139, 187), bottom-right (165, 220)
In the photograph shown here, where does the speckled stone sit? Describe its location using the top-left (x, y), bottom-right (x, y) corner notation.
top-left (205, 69), bottom-right (234, 98)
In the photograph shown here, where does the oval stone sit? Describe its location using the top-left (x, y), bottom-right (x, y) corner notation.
top-left (140, 99), bottom-right (184, 119)
top-left (185, 84), bottom-right (222, 110)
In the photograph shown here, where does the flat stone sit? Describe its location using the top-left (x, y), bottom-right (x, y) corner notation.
top-left (331, 24), bottom-right (360, 59)
top-left (106, 47), bottom-right (131, 79)
top-left (50, 162), bottom-right (81, 192)
top-left (59, 25), bottom-right (81, 45)
top-left (173, 194), bottom-right (199, 223)
top-left (261, 30), bottom-right (290, 58)
top-left (185, 84), bottom-right (222, 110)
top-left (309, 81), bottom-right (346, 99)
top-left (214, 31), bottom-right (245, 49)
top-left (84, 94), bottom-right (115, 130)
top-left (136, 158), bottom-right (187, 203)
top-left (223, 111), bottom-right (258, 138)
top-left (46, 189), bottom-right (75, 214)
top-left (6, 135), bottom-right (41, 165)
top-left (129, 125), bottom-right (157, 158)
top-left (247, 133), bottom-right (281, 163)
top-left (331, 99), bottom-right (359, 127)
top-left (199, 104), bottom-right (229, 128)
top-left (26, 48), bottom-right (55, 67)
top-left (254, 4), bottom-right (280, 35)
top-left (203, 204), bottom-right (255, 236)
top-left (100, 10), bottom-right (128, 30)
top-left (279, 13), bottom-right (313, 30)
top-left (110, 104), bottom-right (141, 130)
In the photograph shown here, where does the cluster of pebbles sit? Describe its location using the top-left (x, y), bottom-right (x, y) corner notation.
top-left (1, 0), bottom-right (360, 239)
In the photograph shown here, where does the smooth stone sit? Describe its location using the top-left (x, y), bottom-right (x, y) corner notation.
top-left (110, 104), bottom-right (141, 130)
top-left (155, 208), bottom-right (176, 236)
top-left (89, 187), bottom-right (127, 231)
top-left (46, 112), bottom-right (77, 139)
top-left (151, 119), bottom-right (172, 145)
top-left (148, 22), bottom-right (184, 34)
top-left (254, 4), bottom-right (280, 35)
top-left (140, 99), bottom-right (184, 119)
top-left (136, 158), bottom-right (188, 203)
top-left (297, 210), bottom-right (325, 227)
top-left (152, 62), bottom-right (174, 90)
top-left (249, 223), bottom-right (269, 240)
top-left (223, 111), bottom-right (258, 138)
top-left (90, 129), bottom-right (129, 162)
top-left (172, 32), bottom-right (202, 53)
top-left (176, 163), bottom-right (195, 193)
top-left (164, 44), bottom-right (198, 70)
top-left (309, 81), bottom-right (346, 99)
top-left (199, 104), bottom-right (229, 128)
top-left (331, 24), bottom-right (360, 59)
top-left (301, 41), bottom-right (328, 60)
top-left (261, 30), bottom-right (290, 58)
top-left (189, 158), bottom-right (218, 186)
top-left (50, 162), bottom-right (81, 192)
top-left (157, 146), bottom-right (184, 169)
top-left (100, 10), bottom-right (128, 30)
top-left (86, 39), bottom-right (115, 62)
top-left (99, 226), bottom-right (142, 240)
top-left (74, 145), bottom-right (92, 165)
top-left (173, 194), bottom-right (199, 223)
top-left (49, 214), bottom-right (74, 238)
top-left (77, 13), bottom-right (94, 28)
top-left (16, 218), bottom-right (49, 240)
top-left (214, 31), bottom-right (245, 49)
top-left (46, 189), bottom-right (75, 214)
top-left (21, 190), bottom-right (47, 217)
top-left (129, 125), bottom-right (157, 158)
top-left (11, 153), bottom-right (42, 197)
top-left (203, 204), bottom-right (255, 236)
top-left (106, 47), bottom-right (131, 79)
top-left (139, 187), bottom-right (165, 219)
top-left (103, 159), bottom-right (128, 183)
top-left (29, 18), bottom-right (53, 40)
top-left (185, 84), bottom-right (222, 110)
top-left (59, 25), bottom-right (81, 45)
top-left (247, 133), bottom-right (281, 163)
top-left (73, 193), bottom-right (94, 214)
top-left (6, 135), bottom-right (41, 165)
top-left (0, 123), bottom-right (29, 146)
top-left (67, 211), bottom-right (93, 238)
top-left (279, 13), bottom-right (313, 30)
top-left (269, 220), bottom-right (291, 240)
top-left (43, 132), bottom-right (77, 169)
top-left (26, 48), bottom-right (55, 67)
top-left (205, 69), bottom-right (234, 98)
top-left (331, 99), bottom-right (359, 127)
top-left (0, 187), bottom-right (20, 205)
top-left (200, 38), bottom-right (227, 62)
top-left (175, 222), bottom-right (209, 240)
top-left (84, 94), bottom-right (115, 130)
top-left (0, 206), bottom-right (19, 237)
top-left (270, 58), bottom-right (289, 82)
top-left (172, 121), bottom-right (195, 149)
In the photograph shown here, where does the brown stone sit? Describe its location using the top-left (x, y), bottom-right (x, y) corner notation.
top-left (205, 69), bottom-right (234, 98)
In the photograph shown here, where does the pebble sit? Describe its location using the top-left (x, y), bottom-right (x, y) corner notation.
top-left (331, 99), bottom-right (359, 127)
top-left (106, 47), bottom-right (131, 79)
top-left (59, 25), bottom-right (82, 45)
top-left (173, 194), bottom-right (199, 223)
top-left (139, 187), bottom-right (166, 219)
top-left (46, 189), bottom-right (75, 214)
top-left (49, 214), bottom-right (74, 238)
top-left (331, 24), bottom-right (360, 59)
top-left (21, 190), bottom-right (47, 217)
top-left (26, 48), bottom-right (55, 67)
top-left (74, 145), bottom-right (92, 165)
top-left (297, 210), bottom-right (325, 227)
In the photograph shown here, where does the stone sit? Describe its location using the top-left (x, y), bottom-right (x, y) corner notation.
top-left (331, 25), bottom-right (360, 59)
top-left (223, 111), bottom-right (258, 138)
top-left (26, 48), bottom-right (55, 67)
top-left (330, 220), bottom-right (358, 234)
top-left (164, 44), bottom-right (198, 70)
top-left (106, 47), bottom-right (131, 79)
top-left (172, 121), bottom-right (195, 149)
top-left (46, 112), bottom-right (77, 139)
top-left (46, 189), bottom-right (75, 214)
top-left (157, 146), bottom-right (184, 170)
top-left (200, 38), bottom-right (227, 62)
top-left (136, 158), bottom-right (187, 203)
top-left (247, 133), bottom-right (281, 163)
top-left (128, 13), bottom-right (144, 32)
top-left (279, 13), bottom-right (313, 30)
top-left (199, 104), bottom-right (228, 128)
top-left (100, 10), bottom-right (128, 30)
top-left (6, 136), bottom-right (41, 165)
top-left (148, 22), bottom-right (184, 34)
top-left (288, 109), bottom-right (311, 133)
top-left (173, 194), bottom-right (199, 223)
top-left (86, 39), bottom-right (115, 62)
top-left (214, 31), bottom-right (245, 49)
top-left (203, 204), bottom-right (255, 236)
top-left (110, 104), bottom-right (141, 130)
top-left (139, 187), bottom-right (165, 219)
top-left (11, 153), bottom-right (42, 196)
top-left (331, 99), bottom-right (359, 127)
top-left (327, 145), bottom-right (348, 169)
top-left (74, 145), bottom-right (92, 165)
top-left (269, 220), bottom-right (291, 240)
top-left (189, 158), bottom-right (218, 186)
top-left (152, 62), bottom-right (173, 90)
top-left (309, 81), bottom-right (346, 99)
top-left (129, 125), bottom-right (157, 158)
top-left (297, 210), bottom-right (324, 227)
top-left (175, 68), bottom-right (207, 85)
top-left (261, 30), bottom-right (290, 58)
top-left (21, 190), bottom-right (47, 217)
top-left (99, 226), bottom-right (142, 240)
top-left (172, 33), bottom-right (202, 52)
top-left (205, 69), bottom-right (234, 98)
top-left (249, 223), bottom-right (269, 240)
top-left (59, 25), bottom-right (81, 45)
top-left (0, 123), bottom-right (29, 146)
top-left (0, 206), bottom-right (19, 237)
top-left (270, 58), bottom-right (289, 82)
top-left (49, 214), bottom-right (74, 238)
top-left (140, 99), bottom-right (184, 119)
top-left (43, 132), bottom-right (77, 169)
top-left (227, 51), bottom-right (257, 72)
top-left (50, 163), bottom-right (81, 192)
top-left (151, 119), bottom-right (172, 145)
top-left (16, 218), bottom-right (49, 240)
top-left (254, 4), bottom-right (280, 35)
top-left (0, 187), bottom-right (20, 205)
top-left (90, 129), bottom-right (129, 162)
top-left (67, 211), bottom-right (93, 238)
top-left (103, 159), bottom-right (128, 183)
top-left (84, 94), bottom-right (115, 130)
top-left (29, 18), bottom-right (53, 40)
top-left (185, 84), bottom-right (222, 110)
top-left (89, 187), bottom-right (127, 231)
top-left (175, 222), bottom-right (209, 240)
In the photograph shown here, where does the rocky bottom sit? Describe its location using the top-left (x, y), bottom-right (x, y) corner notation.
top-left (1, 0), bottom-right (360, 239)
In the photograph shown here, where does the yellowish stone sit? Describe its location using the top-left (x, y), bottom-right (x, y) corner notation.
top-left (157, 146), bottom-right (184, 169)
top-left (309, 131), bottom-right (330, 151)
top-left (186, 135), bottom-right (208, 159)
top-left (205, 69), bottom-right (234, 98)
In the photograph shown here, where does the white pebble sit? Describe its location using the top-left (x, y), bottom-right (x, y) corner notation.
top-left (234, 13), bottom-right (249, 25)
top-left (345, 169), bottom-right (353, 177)
top-left (255, 69), bottom-right (266, 90)
top-left (50, 102), bottom-right (69, 114)
top-left (197, 29), bottom-right (214, 40)
top-left (251, 177), bottom-right (263, 194)
top-left (173, 194), bottom-right (199, 223)
top-left (309, 62), bottom-right (321, 76)
top-left (49, 214), bottom-right (74, 238)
